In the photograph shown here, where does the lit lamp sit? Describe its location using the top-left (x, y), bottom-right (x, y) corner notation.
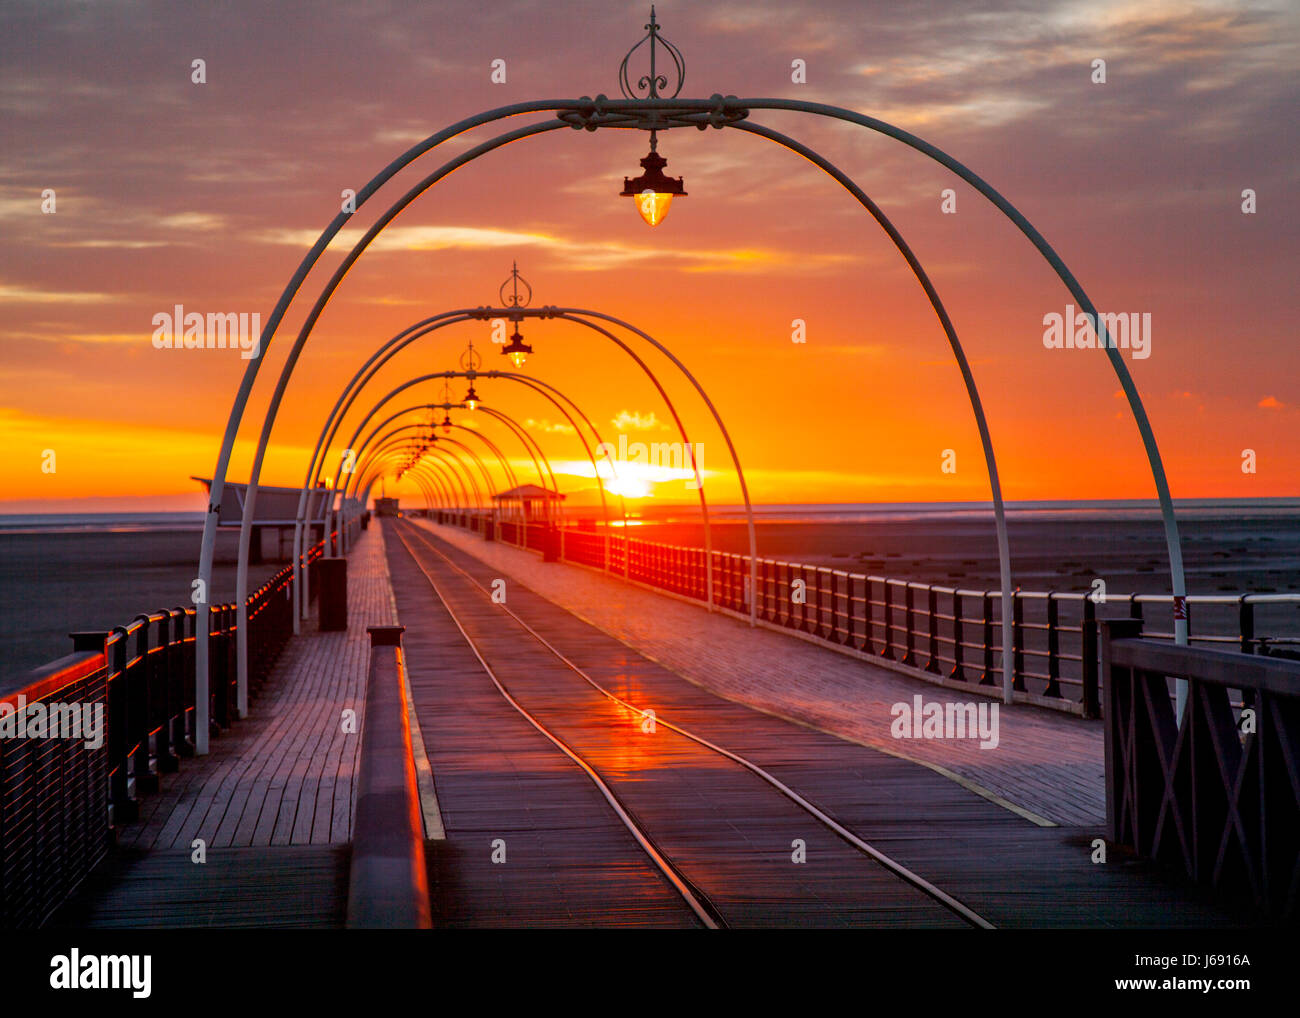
top-left (440, 413), bottom-right (453, 435)
top-left (501, 328), bottom-right (532, 368)
top-left (464, 383), bottom-right (479, 411)
top-left (620, 131), bottom-right (686, 227)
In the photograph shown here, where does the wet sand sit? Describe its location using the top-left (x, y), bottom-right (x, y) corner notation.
top-left (1, 529), bottom-right (282, 682)
top-left (628, 513), bottom-right (1300, 597)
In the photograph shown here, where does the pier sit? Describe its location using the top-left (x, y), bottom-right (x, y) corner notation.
top-left (8, 513), bottom-right (1294, 931)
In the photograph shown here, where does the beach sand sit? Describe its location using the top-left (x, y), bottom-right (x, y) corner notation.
top-left (1, 529), bottom-right (282, 681)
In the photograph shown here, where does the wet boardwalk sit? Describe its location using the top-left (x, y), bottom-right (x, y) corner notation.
top-left (419, 519), bottom-right (1105, 827)
top-left (49, 517), bottom-right (1255, 929)
top-left (387, 519), bottom-right (1249, 929)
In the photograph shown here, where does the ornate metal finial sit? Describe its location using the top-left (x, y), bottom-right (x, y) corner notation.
top-left (619, 5), bottom-right (685, 100)
top-left (459, 337), bottom-right (482, 375)
top-left (499, 260), bottom-right (533, 308)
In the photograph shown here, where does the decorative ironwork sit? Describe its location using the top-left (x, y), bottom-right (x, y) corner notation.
top-left (558, 93), bottom-right (749, 133)
top-left (458, 337), bottom-right (483, 376)
top-left (619, 5), bottom-right (684, 100)
top-left (498, 260), bottom-right (532, 308)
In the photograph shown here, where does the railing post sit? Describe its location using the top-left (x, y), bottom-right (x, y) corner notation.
top-left (213, 605), bottom-right (232, 731)
top-left (131, 623), bottom-right (159, 794)
top-left (1012, 593), bottom-right (1026, 692)
top-left (902, 583), bottom-right (916, 666)
top-left (951, 591), bottom-right (965, 681)
top-left (105, 631), bottom-right (137, 824)
top-left (844, 574), bottom-right (855, 648)
top-left (926, 586), bottom-right (940, 673)
top-left (980, 591), bottom-right (995, 685)
top-left (882, 580), bottom-right (895, 660)
top-left (860, 577), bottom-right (874, 654)
top-left (1099, 617), bottom-right (1145, 844)
top-left (1081, 596), bottom-right (1100, 718)
top-left (1239, 595), bottom-right (1255, 654)
top-left (155, 612), bottom-right (180, 774)
top-left (1044, 591), bottom-right (1062, 698)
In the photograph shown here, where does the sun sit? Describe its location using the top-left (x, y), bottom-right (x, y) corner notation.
top-left (604, 477), bottom-right (653, 499)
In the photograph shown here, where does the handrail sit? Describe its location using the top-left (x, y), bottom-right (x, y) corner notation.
top-left (0, 537), bottom-right (329, 929)
top-left (457, 516), bottom-right (1300, 718)
top-left (1102, 620), bottom-right (1300, 917)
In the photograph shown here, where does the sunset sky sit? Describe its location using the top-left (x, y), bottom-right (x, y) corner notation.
top-left (2, 0), bottom-right (1296, 513)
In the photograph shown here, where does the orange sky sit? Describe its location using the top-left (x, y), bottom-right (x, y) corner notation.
top-left (2, 1), bottom-right (1297, 512)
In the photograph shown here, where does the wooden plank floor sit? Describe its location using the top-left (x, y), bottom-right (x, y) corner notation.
top-left (392, 522), bottom-right (971, 928)
top-left (117, 526), bottom-right (396, 851)
top-left (47, 846), bottom-right (349, 929)
top-left (50, 526), bottom-right (397, 928)
top-left (387, 533), bottom-right (701, 928)
top-left (394, 520), bottom-right (1256, 929)
top-left (421, 519), bottom-right (1106, 826)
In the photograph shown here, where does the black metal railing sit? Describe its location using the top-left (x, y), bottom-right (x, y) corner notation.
top-left (464, 518), bottom-right (1300, 717)
top-left (1102, 619), bottom-right (1300, 919)
top-left (0, 536), bottom-right (330, 929)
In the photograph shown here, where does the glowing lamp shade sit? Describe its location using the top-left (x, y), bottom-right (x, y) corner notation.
top-left (440, 415), bottom-right (453, 435)
top-left (501, 330), bottom-right (533, 369)
top-left (636, 190), bottom-right (674, 227)
top-left (621, 141), bottom-right (685, 227)
top-left (464, 384), bottom-right (479, 411)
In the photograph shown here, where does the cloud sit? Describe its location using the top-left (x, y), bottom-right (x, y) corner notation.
top-left (524, 417), bottom-right (575, 434)
top-left (0, 283), bottom-right (122, 304)
top-left (256, 224), bottom-right (853, 273)
top-left (611, 410), bottom-right (668, 432)
top-left (1258, 395), bottom-right (1284, 408)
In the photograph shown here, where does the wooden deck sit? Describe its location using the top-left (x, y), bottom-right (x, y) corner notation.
top-left (117, 526), bottom-right (397, 851)
top-left (47, 517), bottom-right (1257, 928)
top-left (49, 846), bottom-right (349, 929)
top-left (50, 526), bottom-right (400, 928)
top-left (419, 519), bottom-right (1108, 827)
top-left (390, 520), bottom-right (1254, 928)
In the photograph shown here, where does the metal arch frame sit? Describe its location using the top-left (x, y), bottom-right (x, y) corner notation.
top-left (476, 407), bottom-right (552, 492)
top-left (368, 442), bottom-right (478, 510)
top-left (324, 370), bottom-right (616, 546)
top-left (365, 452), bottom-right (461, 510)
top-left (402, 466), bottom-right (443, 511)
top-left (324, 371), bottom-right (619, 579)
top-left (198, 91), bottom-right (1187, 752)
top-left (354, 431), bottom-right (496, 508)
top-left (342, 419), bottom-right (541, 525)
top-left (351, 431), bottom-right (495, 510)
top-left (728, 119), bottom-right (1015, 702)
top-left (394, 465), bottom-right (440, 511)
top-left (365, 440), bottom-right (480, 510)
top-left (361, 462), bottom-right (450, 511)
top-left (358, 458), bottom-right (453, 518)
top-left (357, 414), bottom-right (525, 496)
top-left (358, 446), bottom-right (468, 508)
top-left (396, 458), bottom-right (462, 511)
top-left (475, 405), bottom-right (566, 541)
top-left (286, 305), bottom-right (729, 632)
top-left (297, 400), bottom-right (525, 620)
